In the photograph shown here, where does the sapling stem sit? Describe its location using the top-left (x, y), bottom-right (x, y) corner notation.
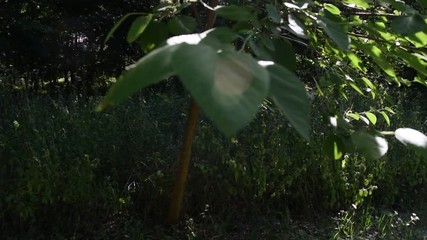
top-left (166, 0), bottom-right (219, 224)
top-left (167, 99), bottom-right (200, 224)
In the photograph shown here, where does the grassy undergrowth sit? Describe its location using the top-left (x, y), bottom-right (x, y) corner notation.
top-left (0, 87), bottom-right (426, 239)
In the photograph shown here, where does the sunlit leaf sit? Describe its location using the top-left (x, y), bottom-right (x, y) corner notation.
top-left (360, 77), bottom-right (377, 98)
top-left (364, 21), bottom-right (395, 41)
top-left (347, 52), bottom-right (365, 72)
top-left (343, 0), bottom-right (372, 9)
top-left (414, 75), bottom-right (427, 87)
top-left (351, 131), bottom-right (388, 159)
top-left (361, 77), bottom-right (377, 91)
top-left (364, 112), bottom-right (377, 125)
top-left (394, 48), bottom-right (427, 76)
top-left (266, 63), bottom-right (310, 140)
top-left (384, 106), bottom-right (396, 114)
top-left (175, 45), bottom-right (269, 136)
top-left (127, 14), bottom-right (153, 43)
top-left (347, 113), bottom-right (360, 120)
top-left (98, 45), bottom-right (179, 110)
top-left (353, 42), bottom-right (396, 77)
top-left (407, 31), bottom-right (427, 48)
top-left (380, 111), bottom-right (390, 126)
top-left (324, 3), bottom-right (341, 15)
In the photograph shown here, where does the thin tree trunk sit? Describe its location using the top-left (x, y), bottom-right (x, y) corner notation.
top-left (167, 99), bottom-right (200, 224)
top-left (166, 0), bottom-right (219, 224)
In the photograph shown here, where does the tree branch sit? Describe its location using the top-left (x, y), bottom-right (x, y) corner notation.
top-left (343, 11), bottom-right (400, 18)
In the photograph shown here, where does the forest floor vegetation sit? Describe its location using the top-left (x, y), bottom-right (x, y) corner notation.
top-left (1, 88), bottom-right (426, 239)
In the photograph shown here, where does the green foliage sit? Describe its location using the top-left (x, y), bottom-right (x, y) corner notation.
top-left (1, 91), bottom-right (184, 236)
top-left (2, 0), bottom-right (427, 238)
top-left (1, 86), bottom-right (426, 238)
top-left (127, 14), bottom-right (153, 43)
top-left (99, 0), bottom-right (427, 155)
top-left (317, 14), bottom-right (350, 51)
top-left (97, 45), bottom-right (178, 110)
top-left (178, 47), bottom-right (270, 135)
top-left (351, 131), bottom-right (388, 160)
top-left (391, 14), bottom-right (426, 36)
top-left (167, 15), bottom-right (197, 35)
top-left (214, 5), bottom-right (257, 22)
top-left (267, 64), bottom-right (310, 140)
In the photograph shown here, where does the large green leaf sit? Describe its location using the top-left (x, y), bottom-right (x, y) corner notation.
top-left (97, 45), bottom-right (178, 110)
top-left (351, 131), bottom-right (388, 159)
top-left (270, 39), bottom-right (297, 71)
top-left (140, 21), bottom-right (169, 53)
top-left (318, 15), bottom-right (350, 50)
top-left (200, 27), bottom-right (239, 50)
top-left (214, 5), bottom-right (256, 22)
top-left (127, 14), bottom-right (153, 43)
top-left (174, 45), bottom-right (269, 136)
top-left (266, 63), bottom-right (310, 140)
top-left (167, 15), bottom-right (197, 35)
top-left (391, 14), bottom-right (426, 36)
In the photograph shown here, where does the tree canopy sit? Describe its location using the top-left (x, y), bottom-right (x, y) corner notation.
top-left (99, 0), bottom-right (427, 159)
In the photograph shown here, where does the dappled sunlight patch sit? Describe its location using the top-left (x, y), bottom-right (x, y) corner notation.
top-left (213, 56), bottom-right (252, 106)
